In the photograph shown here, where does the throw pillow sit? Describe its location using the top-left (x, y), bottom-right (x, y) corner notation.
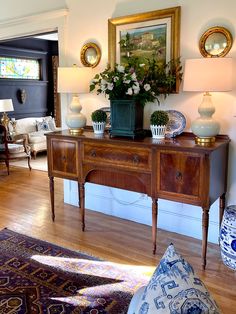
top-left (36, 120), bottom-right (51, 131)
top-left (135, 244), bottom-right (221, 314)
top-left (45, 116), bottom-right (57, 131)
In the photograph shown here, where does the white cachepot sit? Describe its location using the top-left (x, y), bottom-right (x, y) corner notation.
top-left (220, 205), bottom-right (236, 270)
top-left (92, 121), bottom-right (106, 134)
top-left (150, 125), bottom-right (166, 139)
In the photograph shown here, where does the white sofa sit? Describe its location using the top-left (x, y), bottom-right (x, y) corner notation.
top-left (9, 116), bottom-right (59, 158)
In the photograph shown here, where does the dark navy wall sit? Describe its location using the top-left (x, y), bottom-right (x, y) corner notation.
top-left (0, 38), bottom-right (58, 119)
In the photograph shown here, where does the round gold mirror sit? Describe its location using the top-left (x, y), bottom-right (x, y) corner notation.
top-left (199, 26), bottom-right (233, 57)
top-left (80, 42), bottom-right (101, 68)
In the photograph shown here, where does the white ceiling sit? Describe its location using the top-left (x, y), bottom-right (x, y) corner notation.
top-left (33, 33), bottom-right (58, 41)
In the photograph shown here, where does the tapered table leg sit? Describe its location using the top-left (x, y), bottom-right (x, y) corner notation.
top-left (49, 176), bottom-right (55, 221)
top-left (152, 198), bottom-right (158, 255)
top-left (79, 183), bottom-right (85, 231)
top-left (202, 206), bottom-right (209, 270)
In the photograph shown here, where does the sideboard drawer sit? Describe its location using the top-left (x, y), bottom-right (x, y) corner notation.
top-left (157, 150), bottom-right (203, 200)
top-left (48, 138), bottom-right (79, 179)
top-left (83, 142), bottom-right (151, 171)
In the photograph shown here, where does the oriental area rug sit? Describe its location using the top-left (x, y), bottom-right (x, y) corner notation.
top-left (0, 228), bottom-right (151, 314)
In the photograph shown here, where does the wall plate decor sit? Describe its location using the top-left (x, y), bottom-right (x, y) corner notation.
top-left (199, 26), bottom-right (233, 57)
top-left (165, 110), bottom-right (186, 138)
top-left (80, 42), bottom-right (101, 68)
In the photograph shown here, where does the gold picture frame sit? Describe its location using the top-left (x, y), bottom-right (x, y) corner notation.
top-left (108, 6), bottom-right (181, 68)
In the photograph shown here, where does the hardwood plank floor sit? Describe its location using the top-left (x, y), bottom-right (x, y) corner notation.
top-left (0, 165), bottom-right (235, 313)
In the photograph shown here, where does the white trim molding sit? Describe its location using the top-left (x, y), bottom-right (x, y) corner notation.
top-left (64, 181), bottom-right (221, 244)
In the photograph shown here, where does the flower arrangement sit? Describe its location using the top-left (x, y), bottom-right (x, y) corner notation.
top-left (90, 58), bottom-right (182, 106)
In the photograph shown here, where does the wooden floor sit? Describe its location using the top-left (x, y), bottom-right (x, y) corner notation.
top-left (0, 165), bottom-right (235, 313)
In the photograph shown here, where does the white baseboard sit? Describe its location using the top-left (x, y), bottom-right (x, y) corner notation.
top-left (64, 181), bottom-right (220, 244)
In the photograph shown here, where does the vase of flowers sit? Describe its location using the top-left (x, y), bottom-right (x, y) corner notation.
top-left (90, 58), bottom-right (182, 137)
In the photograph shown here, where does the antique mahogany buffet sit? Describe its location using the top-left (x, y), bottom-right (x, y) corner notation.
top-left (46, 130), bottom-right (230, 269)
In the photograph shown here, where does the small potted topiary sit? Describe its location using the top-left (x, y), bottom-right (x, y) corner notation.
top-left (150, 110), bottom-right (169, 139)
top-left (91, 109), bottom-right (107, 134)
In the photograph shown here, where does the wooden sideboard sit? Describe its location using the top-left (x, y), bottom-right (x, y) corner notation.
top-left (46, 130), bottom-right (230, 269)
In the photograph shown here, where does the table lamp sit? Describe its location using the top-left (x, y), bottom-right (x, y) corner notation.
top-left (0, 99), bottom-right (14, 130)
top-left (57, 66), bottom-right (92, 134)
top-left (183, 58), bottom-right (232, 145)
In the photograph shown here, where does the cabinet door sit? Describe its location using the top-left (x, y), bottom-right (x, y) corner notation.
top-left (157, 150), bottom-right (203, 202)
top-left (48, 138), bottom-right (79, 179)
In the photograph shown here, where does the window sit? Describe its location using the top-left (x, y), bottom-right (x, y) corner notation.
top-left (0, 57), bottom-right (40, 79)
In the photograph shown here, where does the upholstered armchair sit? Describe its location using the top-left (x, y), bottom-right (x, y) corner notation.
top-left (0, 125), bottom-right (31, 174)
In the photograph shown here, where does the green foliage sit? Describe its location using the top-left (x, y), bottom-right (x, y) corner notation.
top-left (90, 57), bottom-right (182, 106)
top-left (91, 109), bottom-right (107, 122)
top-left (150, 110), bottom-right (169, 126)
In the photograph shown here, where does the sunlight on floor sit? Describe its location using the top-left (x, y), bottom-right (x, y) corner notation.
top-left (32, 254), bottom-right (154, 307)
top-left (32, 254), bottom-right (155, 279)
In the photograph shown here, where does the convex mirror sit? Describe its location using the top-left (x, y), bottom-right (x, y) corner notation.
top-left (80, 42), bottom-right (101, 67)
top-left (199, 26), bottom-right (233, 57)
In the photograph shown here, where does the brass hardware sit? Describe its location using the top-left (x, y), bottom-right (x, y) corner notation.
top-left (133, 155), bottom-right (140, 164)
top-left (175, 171), bottom-right (182, 181)
top-left (69, 128), bottom-right (84, 135)
top-left (195, 137), bottom-right (215, 146)
top-left (90, 150), bottom-right (96, 157)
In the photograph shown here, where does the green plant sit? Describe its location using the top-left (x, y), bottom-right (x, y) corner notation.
top-left (90, 57), bottom-right (182, 106)
top-left (150, 110), bottom-right (169, 126)
top-left (91, 109), bottom-right (107, 123)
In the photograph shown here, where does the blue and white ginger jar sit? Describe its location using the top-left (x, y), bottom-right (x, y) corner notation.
top-left (220, 205), bottom-right (236, 270)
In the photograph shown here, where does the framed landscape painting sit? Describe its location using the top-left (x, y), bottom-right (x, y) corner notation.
top-left (108, 6), bottom-right (180, 68)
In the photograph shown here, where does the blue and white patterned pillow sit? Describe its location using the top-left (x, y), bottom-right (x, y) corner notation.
top-left (36, 120), bottom-right (51, 131)
top-left (135, 244), bottom-right (221, 314)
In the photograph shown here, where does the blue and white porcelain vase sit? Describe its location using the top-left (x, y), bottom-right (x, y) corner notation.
top-left (220, 205), bottom-right (236, 270)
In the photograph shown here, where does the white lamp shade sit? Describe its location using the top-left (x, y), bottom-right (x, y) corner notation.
top-left (0, 99), bottom-right (14, 112)
top-left (57, 67), bottom-right (92, 93)
top-left (183, 58), bottom-right (233, 92)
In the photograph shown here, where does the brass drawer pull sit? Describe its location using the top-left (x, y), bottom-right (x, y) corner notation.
top-left (61, 155), bottom-right (66, 162)
top-left (176, 171), bottom-right (182, 181)
top-left (90, 150), bottom-right (97, 157)
top-left (133, 154), bottom-right (140, 164)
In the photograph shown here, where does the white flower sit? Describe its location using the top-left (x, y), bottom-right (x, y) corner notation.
top-left (107, 83), bottom-right (114, 90)
top-left (113, 76), bottom-right (119, 82)
top-left (91, 78), bottom-right (99, 83)
top-left (133, 86), bottom-right (140, 94)
top-left (131, 72), bottom-right (137, 80)
top-left (101, 84), bottom-right (107, 92)
top-left (126, 88), bottom-right (133, 95)
top-left (101, 79), bottom-right (107, 85)
top-left (133, 82), bottom-right (140, 88)
top-left (139, 64), bottom-right (145, 67)
top-left (144, 84), bottom-right (151, 91)
top-left (117, 65), bottom-right (125, 73)
top-left (123, 79), bottom-right (131, 84)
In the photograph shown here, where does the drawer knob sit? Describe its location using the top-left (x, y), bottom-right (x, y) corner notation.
top-left (133, 154), bottom-right (140, 164)
top-left (90, 150), bottom-right (96, 157)
top-left (176, 171), bottom-right (182, 181)
top-left (61, 155), bottom-right (66, 162)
